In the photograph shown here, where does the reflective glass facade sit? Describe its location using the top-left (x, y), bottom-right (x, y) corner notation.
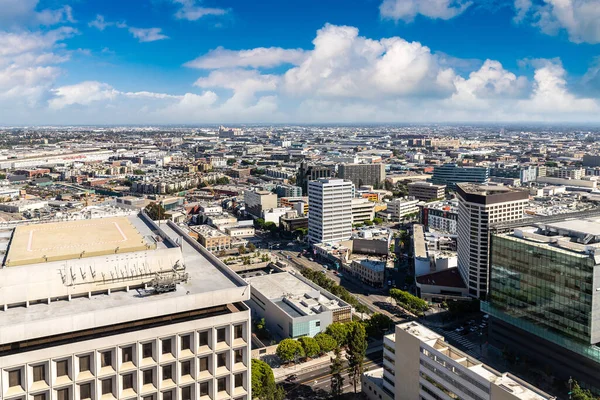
top-left (488, 234), bottom-right (594, 343)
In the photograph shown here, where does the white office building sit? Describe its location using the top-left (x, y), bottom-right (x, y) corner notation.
top-left (362, 322), bottom-right (554, 400)
top-left (308, 178), bottom-right (354, 244)
top-left (456, 183), bottom-right (529, 298)
top-left (351, 198), bottom-right (376, 224)
top-left (386, 198), bottom-right (419, 222)
top-left (0, 213), bottom-right (251, 400)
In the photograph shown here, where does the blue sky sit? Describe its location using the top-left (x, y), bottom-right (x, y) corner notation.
top-left (1, 0), bottom-right (600, 124)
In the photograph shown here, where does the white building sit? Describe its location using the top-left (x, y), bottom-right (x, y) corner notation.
top-left (308, 179), bottom-right (354, 244)
top-left (351, 198), bottom-right (375, 224)
top-left (363, 321), bottom-right (554, 400)
top-left (0, 214), bottom-right (251, 400)
top-left (456, 183), bottom-right (529, 298)
top-left (386, 198), bottom-right (419, 222)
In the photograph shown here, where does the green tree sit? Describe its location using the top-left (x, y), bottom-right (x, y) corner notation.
top-left (330, 347), bottom-right (345, 399)
top-left (144, 202), bottom-right (165, 221)
top-left (251, 359), bottom-right (285, 400)
top-left (346, 321), bottom-right (367, 393)
top-left (298, 336), bottom-right (321, 358)
top-left (365, 313), bottom-right (393, 339)
top-left (364, 220), bottom-right (374, 226)
top-left (390, 288), bottom-right (429, 315)
top-left (356, 303), bottom-right (370, 315)
top-left (133, 169), bottom-right (145, 175)
top-left (276, 339), bottom-right (305, 363)
top-left (256, 318), bottom-right (266, 332)
top-left (325, 322), bottom-right (350, 348)
top-left (238, 245), bottom-right (247, 255)
top-left (314, 332), bottom-right (337, 354)
top-left (373, 217), bottom-right (383, 225)
top-left (247, 242), bottom-right (256, 252)
top-left (571, 381), bottom-right (594, 400)
top-left (227, 158), bottom-right (236, 166)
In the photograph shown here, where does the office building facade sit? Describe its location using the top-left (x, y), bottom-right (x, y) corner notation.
top-left (431, 164), bottom-right (489, 189)
top-left (308, 178), bottom-right (354, 244)
top-left (338, 163), bottom-right (386, 188)
top-left (243, 189), bottom-right (277, 218)
top-left (407, 182), bottom-right (446, 202)
top-left (456, 184), bottom-right (529, 298)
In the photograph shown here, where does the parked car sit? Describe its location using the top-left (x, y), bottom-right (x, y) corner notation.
top-left (285, 374), bottom-right (298, 382)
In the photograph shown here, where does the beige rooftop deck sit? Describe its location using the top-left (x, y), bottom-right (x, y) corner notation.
top-left (5, 216), bottom-right (154, 267)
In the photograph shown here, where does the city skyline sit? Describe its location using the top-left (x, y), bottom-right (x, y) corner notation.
top-left (2, 0), bottom-right (600, 125)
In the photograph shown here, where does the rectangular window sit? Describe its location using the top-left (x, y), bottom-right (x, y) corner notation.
top-left (163, 391), bottom-right (173, 400)
top-left (199, 382), bottom-right (209, 396)
top-left (217, 353), bottom-right (227, 368)
top-left (102, 379), bottom-right (112, 395)
top-left (235, 349), bottom-right (243, 364)
top-left (199, 357), bottom-right (209, 372)
top-left (199, 331), bottom-right (209, 346)
top-left (79, 355), bottom-right (90, 372)
top-left (101, 351), bottom-right (112, 368)
top-left (80, 383), bottom-right (91, 400)
top-left (162, 365), bottom-right (172, 381)
top-left (162, 339), bottom-right (172, 355)
top-left (123, 373), bottom-right (133, 390)
top-left (122, 347), bottom-right (133, 363)
top-left (57, 388), bottom-right (69, 400)
top-left (181, 335), bottom-right (191, 350)
top-left (234, 325), bottom-right (243, 339)
top-left (56, 360), bottom-right (68, 377)
top-left (143, 369), bottom-right (153, 385)
top-left (181, 360), bottom-right (191, 376)
top-left (217, 328), bottom-right (226, 343)
top-left (218, 377), bottom-right (227, 392)
top-left (34, 394), bottom-right (46, 400)
top-left (235, 373), bottom-right (243, 388)
top-left (181, 386), bottom-right (192, 400)
top-left (33, 364), bottom-right (45, 382)
top-left (142, 343), bottom-right (153, 359)
top-left (8, 370), bottom-right (21, 388)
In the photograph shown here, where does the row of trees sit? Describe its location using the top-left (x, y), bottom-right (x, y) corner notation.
top-left (300, 268), bottom-right (370, 314)
top-left (389, 288), bottom-right (429, 316)
top-left (251, 359), bottom-right (284, 400)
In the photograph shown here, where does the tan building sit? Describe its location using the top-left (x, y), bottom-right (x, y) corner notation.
top-left (192, 225), bottom-right (232, 251)
top-left (244, 189), bottom-right (277, 218)
top-left (407, 181), bottom-right (445, 202)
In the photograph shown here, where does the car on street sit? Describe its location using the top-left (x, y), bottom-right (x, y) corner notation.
top-left (285, 374), bottom-right (298, 382)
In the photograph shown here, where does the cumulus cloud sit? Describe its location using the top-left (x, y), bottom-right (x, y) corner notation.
top-left (283, 24), bottom-right (455, 99)
top-left (88, 15), bottom-right (112, 31)
top-left (172, 0), bottom-right (228, 21)
top-left (0, 0), bottom-right (75, 28)
top-left (185, 47), bottom-right (307, 69)
top-left (515, 0), bottom-right (600, 44)
top-left (380, 0), bottom-right (472, 22)
top-left (128, 27), bottom-right (169, 43)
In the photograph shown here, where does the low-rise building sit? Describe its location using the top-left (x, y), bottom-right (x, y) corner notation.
top-left (191, 225), bottom-right (232, 251)
top-left (0, 199), bottom-right (48, 213)
top-left (352, 198), bottom-right (376, 224)
top-left (224, 226), bottom-right (255, 238)
top-left (419, 200), bottom-right (458, 234)
top-left (386, 198), bottom-right (419, 221)
top-left (351, 259), bottom-right (386, 288)
top-left (407, 181), bottom-right (445, 202)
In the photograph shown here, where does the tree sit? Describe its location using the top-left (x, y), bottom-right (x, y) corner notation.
top-left (256, 318), bottom-right (266, 332)
top-left (571, 381), bottom-right (594, 400)
top-left (330, 347), bottom-right (345, 399)
top-left (356, 303), bottom-right (370, 315)
top-left (364, 220), bottom-right (374, 226)
top-left (389, 288), bottom-right (429, 315)
top-left (325, 322), bottom-right (350, 348)
top-left (247, 242), bottom-right (256, 252)
top-left (251, 359), bottom-right (285, 400)
top-left (298, 336), bottom-right (321, 358)
top-left (346, 321), bottom-right (367, 393)
top-left (276, 339), bottom-right (305, 363)
top-left (144, 202), bottom-right (165, 221)
top-left (238, 245), bottom-right (247, 255)
top-left (314, 332), bottom-right (337, 354)
top-left (365, 313), bottom-right (393, 339)
top-left (133, 169), bottom-right (145, 175)
top-left (373, 217), bottom-right (383, 225)
top-left (227, 158), bottom-right (236, 166)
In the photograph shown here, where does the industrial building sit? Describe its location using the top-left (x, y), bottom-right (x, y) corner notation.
top-left (0, 214), bottom-right (251, 400)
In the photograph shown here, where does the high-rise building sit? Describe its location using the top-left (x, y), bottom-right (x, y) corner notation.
top-left (456, 184), bottom-right (529, 298)
top-left (243, 189), bottom-right (277, 218)
top-left (338, 163), bottom-right (386, 188)
top-left (0, 214), bottom-right (251, 400)
top-left (484, 215), bottom-right (600, 392)
top-left (297, 162), bottom-right (333, 195)
top-left (431, 164), bottom-right (489, 189)
top-left (407, 181), bottom-right (446, 202)
top-left (308, 178), bottom-right (353, 244)
top-left (362, 321), bottom-right (554, 400)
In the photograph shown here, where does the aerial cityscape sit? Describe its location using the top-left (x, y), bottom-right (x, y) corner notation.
top-left (2, 1), bottom-right (600, 400)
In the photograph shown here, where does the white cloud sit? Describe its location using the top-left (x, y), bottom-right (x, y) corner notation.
top-left (49, 81), bottom-right (119, 109)
top-left (283, 24), bottom-right (455, 98)
top-left (172, 0), bottom-right (228, 21)
top-left (88, 15), bottom-right (112, 31)
top-left (185, 46), bottom-right (307, 69)
top-left (0, 0), bottom-right (74, 28)
top-left (128, 27), bottom-right (169, 43)
top-left (515, 0), bottom-right (600, 44)
top-left (380, 0), bottom-right (472, 22)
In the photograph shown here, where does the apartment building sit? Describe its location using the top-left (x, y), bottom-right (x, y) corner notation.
top-left (363, 322), bottom-right (553, 400)
top-left (420, 200), bottom-right (458, 235)
top-left (351, 198), bottom-right (376, 224)
top-left (338, 163), bottom-right (386, 188)
top-left (308, 179), bottom-right (354, 244)
top-left (386, 198), bottom-right (419, 222)
top-left (0, 214), bottom-right (251, 400)
top-left (456, 183), bottom-right (529, 298)
top-left (191, 225), bottom-right (232, 251)
top-left (407, 182), bottom-right (446, 202)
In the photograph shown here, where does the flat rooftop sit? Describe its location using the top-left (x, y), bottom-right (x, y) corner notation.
top-left (5, 216), bottom-right (153, 267)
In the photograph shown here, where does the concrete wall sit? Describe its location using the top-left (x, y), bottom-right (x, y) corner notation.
top-left (394, 325), bottom-right (422, 400)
